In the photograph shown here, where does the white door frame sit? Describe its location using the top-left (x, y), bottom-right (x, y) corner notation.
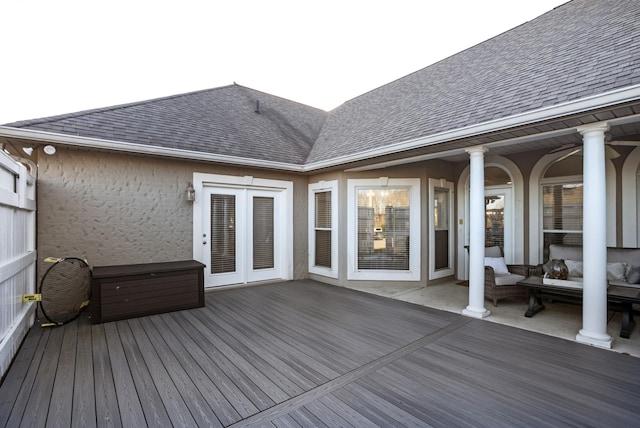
top-left (193, 173), bottom-right (293, 288)
top-left (456, 157), bottom-right (524, 280)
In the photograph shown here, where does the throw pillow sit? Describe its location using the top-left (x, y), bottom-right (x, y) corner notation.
top-left (484, 257), bottom-right (509, 275)
top-left (564, 260), bottom-right (583, 278)
top-left (627, 266), bottom-right (640, 284)
top-left (606, 262), bottom-right (628, 281)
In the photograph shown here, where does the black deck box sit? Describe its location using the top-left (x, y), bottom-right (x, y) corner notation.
top-left (91, 260), bottom-right (205, 324)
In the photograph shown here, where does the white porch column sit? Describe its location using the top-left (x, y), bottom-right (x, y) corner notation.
top-left (576, 123), bottom-right (612, 349)
top-left (463, 147), bottom-right (490, 319)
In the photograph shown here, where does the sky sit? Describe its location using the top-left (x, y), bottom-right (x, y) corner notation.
top-left (1, 0), bottom-right (567, 124)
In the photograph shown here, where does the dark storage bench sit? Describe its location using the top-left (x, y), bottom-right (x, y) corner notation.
top-left (91, 260), bottom-right (205, 324)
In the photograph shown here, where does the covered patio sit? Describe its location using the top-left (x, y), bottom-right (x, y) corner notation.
top-left (1, 280), bottom-right (638, 427)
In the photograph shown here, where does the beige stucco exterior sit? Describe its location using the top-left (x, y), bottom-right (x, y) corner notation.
top-left (36, 147), bottom-right (310, 281)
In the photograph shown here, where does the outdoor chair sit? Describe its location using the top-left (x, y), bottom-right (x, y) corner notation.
top-left (484, 246), bottom-right (540, 307)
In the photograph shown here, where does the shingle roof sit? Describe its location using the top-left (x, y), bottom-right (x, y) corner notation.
top-left (4, 0), bottom-right (640, 168)
top-left (5, 85), bottom-right (327, 165)
top-left (307, 0), bottom-right (640, 163)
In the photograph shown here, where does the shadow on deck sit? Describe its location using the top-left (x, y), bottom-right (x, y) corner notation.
top-left (1, 280), bottom-right (639, 427)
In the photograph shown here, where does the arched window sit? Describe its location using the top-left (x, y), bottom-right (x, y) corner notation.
top-left (529, 149), bottom-right (616, 264)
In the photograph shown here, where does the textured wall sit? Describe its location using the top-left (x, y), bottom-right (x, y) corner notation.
top-left (37, 148), bottom-right (308, 280)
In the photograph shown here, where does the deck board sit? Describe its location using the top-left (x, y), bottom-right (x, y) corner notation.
top-left (24, 326), bottom-right (64, 427)
top-left (1, 279), bottom-right (639, 427)
top-left (48, 321), bottom-right (78, 427)
top-left (90, 323), bottom-right (121, 428)
top-left (102, 322), bottom-right (148, 427)
top-left (72, 318), bottom-right (96, 428)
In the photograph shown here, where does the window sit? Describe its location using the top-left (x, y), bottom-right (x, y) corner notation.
top-left (308, 180), bottom-right (338, 278)
top-left (541, 180), bottom-right (583, 261)
top-left (348, 178), bottom-right (420, 281)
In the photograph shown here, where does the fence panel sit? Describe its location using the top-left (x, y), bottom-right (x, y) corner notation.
top-left (0, 151), bottom-right (36, 380)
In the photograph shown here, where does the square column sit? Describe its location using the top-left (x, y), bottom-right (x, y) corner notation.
top-left (463, 146), bottom-right (490, 319)
top-left (576, 123), bottom-right (612, 349)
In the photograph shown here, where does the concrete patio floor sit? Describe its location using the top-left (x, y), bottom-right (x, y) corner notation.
top-left (342, 279), bottom-right (640, 358)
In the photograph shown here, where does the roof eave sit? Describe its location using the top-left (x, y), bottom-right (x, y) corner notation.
top-left (303, 84), bottom-right (640, 172)
top-left (0, 126), bottom-right (306, 172)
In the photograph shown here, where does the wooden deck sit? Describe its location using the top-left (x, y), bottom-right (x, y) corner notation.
top-left (1, 280), bottom-right (639, 427)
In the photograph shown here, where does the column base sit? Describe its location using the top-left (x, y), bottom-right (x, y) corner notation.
top-left (576, 330), bottom-right (612, 349)
top-left (462, 306), bottom-right (490, 319)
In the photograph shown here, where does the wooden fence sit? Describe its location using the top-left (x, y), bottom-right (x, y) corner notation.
top-left (0, 151), bottom-right (36, 380)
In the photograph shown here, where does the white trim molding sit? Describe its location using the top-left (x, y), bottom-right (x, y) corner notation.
top-left (308, 180), bottom-right (339, 279)
top-left (192, 173), bottom-right (294, 286)
top-left (347, 178), bottom-right (421, 281)
top-left (621, 147), bottom-right (640, 247)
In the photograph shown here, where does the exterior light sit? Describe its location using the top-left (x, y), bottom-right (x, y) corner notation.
top-left (43, 145), bottom-right (56, 155)
top-left (186, 182), bottom-right (195, 202)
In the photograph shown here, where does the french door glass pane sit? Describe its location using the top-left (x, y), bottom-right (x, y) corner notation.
top-left (357, 188), bottom-right (410, 270)
top-left (253, 196), bottom-right (274, 270)
top-left (211, 194), bottom-right (236, 274)
top-left (485, 194), bottom-right (505, 249)
top-left (434, 188), bottom-right (449, 270)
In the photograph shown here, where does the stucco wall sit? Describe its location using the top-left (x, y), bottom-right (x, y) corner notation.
top-left (37, 147), bottom-right (308, 280)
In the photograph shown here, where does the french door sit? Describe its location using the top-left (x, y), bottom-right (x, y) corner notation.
top-left (460, 185), bottom-right (514, 280)
top-left (203, 187), bottom-right (281, 287)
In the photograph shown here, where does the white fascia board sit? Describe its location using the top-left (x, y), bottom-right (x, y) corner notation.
top-left (0, 126), bottom-right (305, 172)
top-left (304, 84), bottom-right (640, 171)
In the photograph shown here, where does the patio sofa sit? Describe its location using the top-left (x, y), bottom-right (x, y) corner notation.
top-left (484, 246), bottom-right (540, 307)
top-left (546, 244), bottom-right (640, 289)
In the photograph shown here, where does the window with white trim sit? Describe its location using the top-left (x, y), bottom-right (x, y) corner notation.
top-left (308, 180), bottom-right (338, 278)
top-left (347, 178), bottom-right (420, 281)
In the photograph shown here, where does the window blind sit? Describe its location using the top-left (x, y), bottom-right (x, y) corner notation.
top-left (357, 188), bottom-right (410, 270)
top-left (211, 194), bottom-right (236, 274)
top-left (542, 183), bottom-right (583, 255)
top-left (314, 191), bottom-right (332, 268)
top-left (253, 196), bottom-right (274, 270)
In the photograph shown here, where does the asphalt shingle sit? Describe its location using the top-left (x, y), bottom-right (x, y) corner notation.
top-left (6, 85), bottom-right (327, 165)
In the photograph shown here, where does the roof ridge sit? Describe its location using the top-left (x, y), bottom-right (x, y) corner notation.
top-left (5, 85), bottom-right (238, 127)
top-left (232, 83), bottom-right (328, 113)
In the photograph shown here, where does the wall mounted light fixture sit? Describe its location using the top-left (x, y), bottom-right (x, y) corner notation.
top-left (186, 182), bottom-right (195, 202)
